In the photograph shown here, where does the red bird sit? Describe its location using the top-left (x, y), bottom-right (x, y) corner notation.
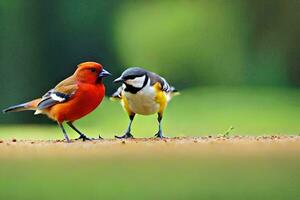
top-left (3, 62), bottom-right (111, 142)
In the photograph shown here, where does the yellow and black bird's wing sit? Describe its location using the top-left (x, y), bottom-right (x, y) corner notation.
top-left (148, 72), bottom-right (172, 92)
top-left (110, 85), bottom-right (134, 115)
top-left (148, 72), bottom-right (179, 102)
top-left (110, 85), bottom-right (124, 101)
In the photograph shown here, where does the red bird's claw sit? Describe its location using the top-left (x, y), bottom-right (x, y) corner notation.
top-left (98, 135), bottom-right (104, 140)
top-left (75, 134), bottom-right (92, 141)
top-left (89, 135), bottom-right (103, 140)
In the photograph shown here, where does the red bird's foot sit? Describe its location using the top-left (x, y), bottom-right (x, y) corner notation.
top-left (93, 135), bottom-right (104, 140)
top-left (76, 134), bottom-right (92, 141)
top-left (65, 138), bottom-right (71, 143)
top-left (76, 134), bottom-right (103, 141)
top-left (98, 135), bottom-right (104, 140)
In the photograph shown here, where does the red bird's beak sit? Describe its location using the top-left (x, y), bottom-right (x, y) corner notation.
top-left (99, 69), bottom-right (111, 78)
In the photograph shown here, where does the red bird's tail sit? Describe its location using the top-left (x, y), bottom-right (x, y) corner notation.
top-left (2, 99), bottom-right (41, 113)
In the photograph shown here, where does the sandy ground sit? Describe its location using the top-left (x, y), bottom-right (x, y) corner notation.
top-left (0, 135), bottom-right (300, 159)
top-left (1, 136), bottom-right (299, 200)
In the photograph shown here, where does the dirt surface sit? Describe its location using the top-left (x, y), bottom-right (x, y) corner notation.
top-left (0, 135), bottom-right (300, 159)
top-left (1, 136), bottom-right (299, 200)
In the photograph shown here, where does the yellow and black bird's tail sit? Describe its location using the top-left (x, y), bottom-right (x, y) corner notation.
top-left (167, 86), bottom-right (180, 102)
top-left (2, 99), bottom-right (41, 113)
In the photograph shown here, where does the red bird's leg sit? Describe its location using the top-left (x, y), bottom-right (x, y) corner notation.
top-left (66, 122), bottom-right (92, 141)
top-left (57, 122), bottom-right (70, 142)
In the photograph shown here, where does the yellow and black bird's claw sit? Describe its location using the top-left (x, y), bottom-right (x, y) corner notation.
top-left (115, 133), bottom-right (134, 139)
top-left (154, 131), bottom-right (165, 139)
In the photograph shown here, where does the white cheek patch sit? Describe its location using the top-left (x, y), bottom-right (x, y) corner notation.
top-left (125, 75), bottom-right (146, 88)
top-left (50, 93), bottom-right (66, 102)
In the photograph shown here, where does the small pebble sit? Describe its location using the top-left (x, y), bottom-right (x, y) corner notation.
top-left (12, 139), bottom-right (17, 142)
top-left (0, 140), bottom-right (3, 143)
top-left (121, 141), bottom-right (126, 144)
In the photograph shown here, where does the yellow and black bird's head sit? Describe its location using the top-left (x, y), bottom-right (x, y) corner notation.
top-left (114, 67), bottom-right (149, 94)
top-left (112, 67), bottom-right (179, 102)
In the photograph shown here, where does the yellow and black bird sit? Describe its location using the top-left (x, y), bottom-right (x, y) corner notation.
top-left (111, 67), bottom-right (179, 139)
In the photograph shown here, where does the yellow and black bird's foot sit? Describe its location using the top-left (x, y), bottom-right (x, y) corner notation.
top-left (115, 133), bottom-right (134, 139)
top-left (154, 131), bottom-right (166, 139)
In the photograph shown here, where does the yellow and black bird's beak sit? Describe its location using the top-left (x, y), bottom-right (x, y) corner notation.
top-left (113, 76), bottom-right (124, 83)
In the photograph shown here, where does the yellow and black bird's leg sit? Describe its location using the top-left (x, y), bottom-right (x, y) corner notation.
top-left (154, 113), bottom-right (165, 138)
top-left (115, 114), bottom-right (135, 139)
top-left (67, 122), bottom-right (94, 141)
top-left (57, 122), bottom-right (70, 142)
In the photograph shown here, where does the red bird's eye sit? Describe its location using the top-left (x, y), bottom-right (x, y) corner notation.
top-left (90, 68), bottom-right (97, 73)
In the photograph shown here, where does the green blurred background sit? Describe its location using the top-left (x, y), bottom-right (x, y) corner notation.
top-left (0, 0), bottom-right (300, 138)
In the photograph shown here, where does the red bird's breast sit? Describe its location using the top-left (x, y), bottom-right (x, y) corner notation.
top-left (49, 83), bottom-right (105, 123)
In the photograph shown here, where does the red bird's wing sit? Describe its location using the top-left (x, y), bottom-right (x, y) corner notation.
top-left (37, 76), bottom-right (78, 110)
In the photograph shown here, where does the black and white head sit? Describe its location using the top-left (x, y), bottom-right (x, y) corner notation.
top-left (114, 67), bottom-right (149, 93)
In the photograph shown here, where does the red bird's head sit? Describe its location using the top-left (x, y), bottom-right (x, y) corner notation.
top-left (75, 62), bottom-right (111, 84)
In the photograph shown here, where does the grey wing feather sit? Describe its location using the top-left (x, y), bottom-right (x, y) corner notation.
top-left (148, 72), bottom-right (171, 92)
top-left (111, 86), bottom-right (124, 99)
top-left (37, 89), bottom-right (71, 109)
